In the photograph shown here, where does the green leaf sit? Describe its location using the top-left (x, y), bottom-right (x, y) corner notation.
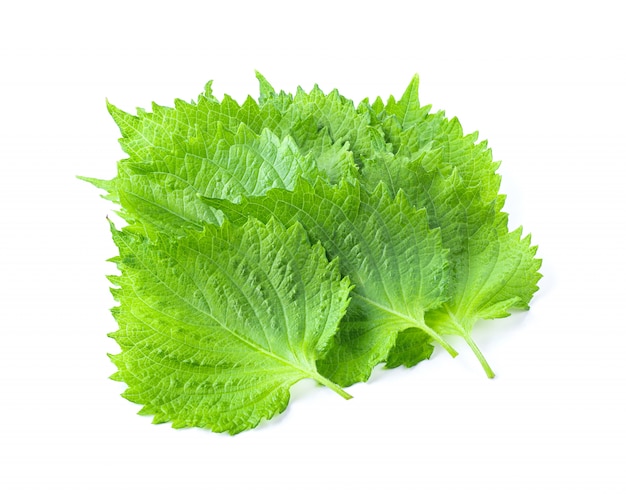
top-left (202, 178), bottom-right (453, 386)
top-left (424, 214), bottom-right (542, 377)
top-left (383, 74), bottom-right (430, 130)
top-left (385, 328), bottom-right (434, 369)
top-left (255, 70), bottom-right (277, 105)
top-left (81, 74), bottom-right (543, 429)
top-left (353, 76), bottom-right (541, 376)
top-left (109, 122), bottom-right (322, 234)
top-left (86, 85), bottom-right (359, 234)
top-left (378, 165), bottom-right (542, 376)
top-left (258, 77), bottom-right (373, 164)
top-left (109, 218), bottom-right (352, 434)
top-left (372, 76), bottom-right (502, 205)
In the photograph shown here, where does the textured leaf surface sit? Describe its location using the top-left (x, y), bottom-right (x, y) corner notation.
top-left (84, 79), bottom-right (360, 235)
top-left (203, 178), bottom-right (452, 386)
top-left (82, 74), bottom-right (543, 435)
top-left (109, 218), bottom-right (352, 434)
top-left (374, 163), bottom-right (541, 375)
top-left (256, 73), bottom-right (372, 164)
top-left (424, 213), bottom-right (542, 376)
top-left (369, 75), bottom-right (502, 205)
top-left (385, 328), bottom-right (434, 370)
top-left (108, 107), bottom-right (321, 234)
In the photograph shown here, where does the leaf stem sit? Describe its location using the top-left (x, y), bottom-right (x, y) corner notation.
top-left (419, 323), bottom-right (458, 358)
top-left (442, 304), bottom-right (495, 378)
top-left (348, 293), bottom-right (458, 358)
top-left (462, 335), bottom-right (495, 379)
top-left (311, 373), bottom-right (353, 400)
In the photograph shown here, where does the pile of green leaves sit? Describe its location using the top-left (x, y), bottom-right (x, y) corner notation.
top-left (83, 73), bottom-right (541, 434)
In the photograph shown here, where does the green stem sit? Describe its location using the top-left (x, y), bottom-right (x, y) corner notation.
top-left (463, 335), bottom-right (495, 379)
top-left (419, 323), bottom-right (458, 358)
top-left (442, 304), bottom-right (494, 378)
top-left (312, 373), bottom-right (353, 400)
top-left (348, 294), bottom-right (458, 358)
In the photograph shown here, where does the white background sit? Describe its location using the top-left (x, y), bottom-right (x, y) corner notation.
top-left (1, 1), bottom-right (625, 493)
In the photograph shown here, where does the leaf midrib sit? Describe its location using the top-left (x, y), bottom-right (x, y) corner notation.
top-left (117, 232), bottom-right (322, 384)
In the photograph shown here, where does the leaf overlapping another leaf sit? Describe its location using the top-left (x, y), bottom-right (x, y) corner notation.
top-left (203, 178), bottom-right (453, 386)
top-left (83, 73), bottom-right (542, 433)
top-left (359, 81), bottom-right (542, 375)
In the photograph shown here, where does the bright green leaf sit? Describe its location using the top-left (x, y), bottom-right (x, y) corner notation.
top-left (203, 178), bottom-right (453, 386)
top-left (109, 218), bottom-right (352, 434)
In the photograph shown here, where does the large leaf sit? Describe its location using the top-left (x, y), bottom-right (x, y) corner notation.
top-left (203, 178), bottom-right (452, 386)
top-left (81, 82), bottom-right (358, 234)
top-left (109, 218), bottom-right (352, 434)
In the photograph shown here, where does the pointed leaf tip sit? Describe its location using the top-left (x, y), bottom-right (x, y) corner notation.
top-left (204, 80), bottom-right (214, 97)
top-left (256, 71), bottom-right (276, 103)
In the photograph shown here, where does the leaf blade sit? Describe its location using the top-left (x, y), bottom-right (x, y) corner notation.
top-left (109, 218), bottom-right (352, 433)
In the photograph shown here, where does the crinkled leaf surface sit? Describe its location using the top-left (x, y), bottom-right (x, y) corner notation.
top-left (109, 218), bottom-right (352, 434)
top-left (423, 210), bottom-right (542, 376)
top-left (365, 156), bottom-right (541, 376)
top-left (203, 178), bottom-right (451, 386)
top-left (81, 78), bottom-right (359, 235)
top-left (91, 108), bottom-right (321, 235)
top-left (377, 75), bottom-right (502, 202)
top-left (82, 73), bottom-right (542, 436)
top-left (256, 73), bottom-right (372, 164)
